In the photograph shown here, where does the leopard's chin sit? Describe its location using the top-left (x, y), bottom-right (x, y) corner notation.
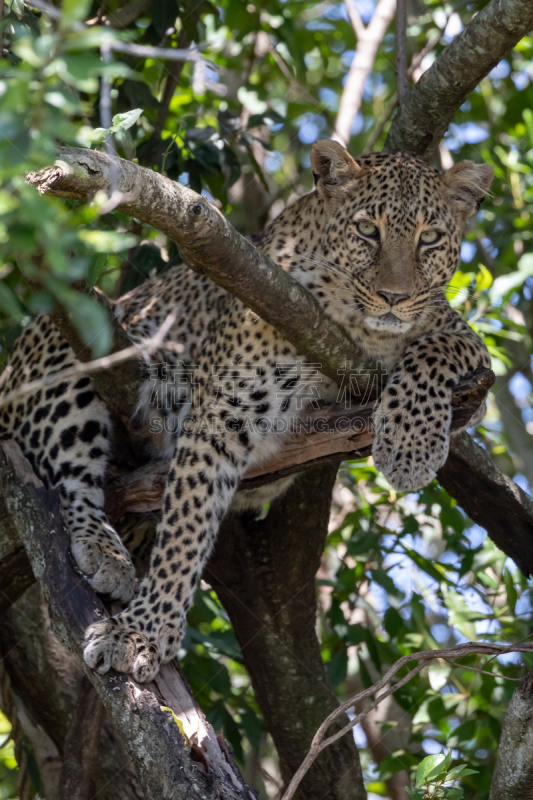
top-left (364, 312), bottom-right (413, 334)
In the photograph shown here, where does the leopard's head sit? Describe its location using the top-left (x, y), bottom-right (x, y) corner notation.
top-left (293, 140), bottom-right (493, 336)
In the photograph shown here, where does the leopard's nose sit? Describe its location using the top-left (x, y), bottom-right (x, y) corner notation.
top-left (377, 291), bottom-right (410, 306)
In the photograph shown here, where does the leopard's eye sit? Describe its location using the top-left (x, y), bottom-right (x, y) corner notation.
top-left (356, 221), bottom-right (379, 238)
top-left (419, 230), bottom-right (441, 245)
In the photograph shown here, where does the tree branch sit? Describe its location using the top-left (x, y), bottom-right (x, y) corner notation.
top-left (364, 30), bottom-right (441, 153)
top-left (0, 583), bottom-right (144, 799)
top-left (333, 0), bottom-right (397, 148)
top-left (384, 0), bottom-right (533, 157)
top-left (59, 678), bottom-right (106, 800)
top-left (343, 0), bottom-right (366, 41)
top-left (155, 31), bottom-right (191, 135)
top-left (0, 439), bottom-right (256, 800)
top-left (209, 464), bottom-right (367, 800)
top-left (26, 147), bottom-right (367, 392)
top-left (437, 431), bottom-right (533, 577)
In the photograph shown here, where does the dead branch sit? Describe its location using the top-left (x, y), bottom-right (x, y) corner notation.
top-left (0, 439), bottom-right (255, 800)
top-left (102, 368), bottom-right (493, 517)
top-left (281, 642), bottom-right (533, 800)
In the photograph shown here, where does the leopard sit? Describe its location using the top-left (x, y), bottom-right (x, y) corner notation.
top-left (0, 140), bottom-right (494, 683)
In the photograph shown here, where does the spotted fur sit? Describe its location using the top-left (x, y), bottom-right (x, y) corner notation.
top-left (0, 142), bottom-right (493, 682)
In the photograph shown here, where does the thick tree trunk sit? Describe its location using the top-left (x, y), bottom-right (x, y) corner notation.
top-left (209, 464), bottom-right (366, 800)
top-left (0, 440), bottom-right (256, 800)
top-left (489, 672), bottom-right (533, 800)
top-left (0, 584), bottom-right (144, 800)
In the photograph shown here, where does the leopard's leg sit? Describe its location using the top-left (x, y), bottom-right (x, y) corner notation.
top-left (0, 316), bottom-right (135, 601)
top-left (83, 401), bottom-right (276, 682)
top-left (372, 311), bottom-right (491, 492)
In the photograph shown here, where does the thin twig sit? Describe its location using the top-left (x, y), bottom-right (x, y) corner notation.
top-left (109, 41), bottom-right (212, 66)
top-left (281, 641), bottom-right (533, 800)
top-left (155, 30), bottom-right (191, 135)
top-left (395, 0), bottom-right (409, 104)
top-left (343, 0), bottom-right (366, 40)
top-left (0, 312), bottom-right (179, 409)
top-left (23, 1), bottom-right (210, 66)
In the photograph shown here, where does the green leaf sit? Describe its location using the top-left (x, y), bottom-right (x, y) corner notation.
top-left (446, 765), bottom-right (478, 781)
top-left (110, 109), bottom-right (144, 133)
top-left (60, 0), bottom-right (92, 27)
top-left (415, 754), bottom-right (446, 787)
top-left (326, 650), bottom-right (348, 688)
top-left (503, 567), bottom-right (518, 613)
top-left (78, 230), bottom-right (139, 254)
top-left (475, 262), bottom-right (493, 291)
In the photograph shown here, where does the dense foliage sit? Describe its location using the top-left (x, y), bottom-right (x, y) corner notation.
top-left (1, 0), bottom-right (533, 797)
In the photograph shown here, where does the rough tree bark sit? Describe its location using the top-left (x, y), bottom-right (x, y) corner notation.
top-left (489, 672), bottom-right (533, 800)
top-left (27, 146), bottom-right (367, 390)
top-left (384, 0), bottom-right (533, 157)
top-left (12, 148), bottom-right (533, 800)
top-left (0, 440), bottom-right (256, 800)
top-left (210, 465), bottom-right (366, 800)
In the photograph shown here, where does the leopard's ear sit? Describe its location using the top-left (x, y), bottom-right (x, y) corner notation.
top-left (311, 139), bottom-right (361, 197)
top-left (443, 160), bottom-right (494, 219)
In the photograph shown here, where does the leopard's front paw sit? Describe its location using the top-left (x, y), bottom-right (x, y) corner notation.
top-left (83, 613), bottom-right (184, 683)
top-left (372, 407), bottom-right (449, 492)
top-left (72, 528), bottom-right (136, 603)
